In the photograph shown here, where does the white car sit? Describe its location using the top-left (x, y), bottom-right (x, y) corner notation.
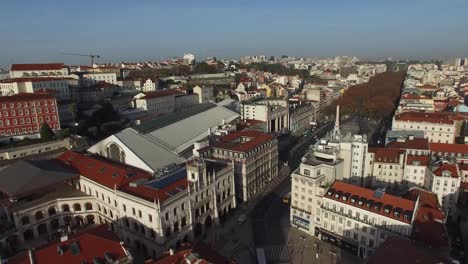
top-left (237, 214), bottom-right (247, 224)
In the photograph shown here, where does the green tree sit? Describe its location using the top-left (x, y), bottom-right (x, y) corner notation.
top-left (40, 123), bottom-right (55, 141)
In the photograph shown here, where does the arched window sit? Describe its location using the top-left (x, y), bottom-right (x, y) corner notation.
top-left (35, 211), bottom-right (44, 220)
top-left (73, 203), bottom-right (82, 211)
top-left (85, 203), bottom-right (93, 210)
top-left (21, 216), bottom-right (30, 225)
top-left (48, 206), bottom-right (57, 216)
top-left (62, 204), bottom-right (70, 212)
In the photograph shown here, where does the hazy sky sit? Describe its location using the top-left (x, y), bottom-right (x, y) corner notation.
top-left (1, 0), bottom-right (468, 67)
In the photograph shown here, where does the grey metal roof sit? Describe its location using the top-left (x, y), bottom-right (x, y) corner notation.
top-left (115, 129), bottom-right (185, 172)
top-left (135, 103), bottom-right (217, 133)
top-left (386, 130), bottom-right (425, 139)
top-left (0, 159), bottom-right (78, 198)
top-left (109, 104), bottom-right (239, 172)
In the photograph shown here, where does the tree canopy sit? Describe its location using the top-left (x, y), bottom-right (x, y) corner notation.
top-left (324, 71), bottom-right (406, 120)
top-left (40, 123), bottom-right (55, 141)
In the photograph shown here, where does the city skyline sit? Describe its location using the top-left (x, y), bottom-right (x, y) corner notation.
top-left (1, 0), bottom-right (468, 67)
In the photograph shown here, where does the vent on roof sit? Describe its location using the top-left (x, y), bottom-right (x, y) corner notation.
top-left (126, 171), bottom-right (136, 178)
top-left (70, 241), bottom-right (80, 256)
top-left (374, 189), bottom-right (385, 199)
top-left (129, 178), bottom-right (149, 188)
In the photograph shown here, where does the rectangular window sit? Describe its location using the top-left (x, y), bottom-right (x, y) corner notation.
top-left (132, 208), bottom-right (136, 216)
top-left (149, 214), bottom-right (153, 222)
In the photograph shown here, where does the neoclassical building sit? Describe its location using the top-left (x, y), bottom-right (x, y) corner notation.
top-left (0, 151), bottom-right (237, 260)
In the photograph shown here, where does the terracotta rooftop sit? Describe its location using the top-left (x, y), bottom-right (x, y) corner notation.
top-left (0, 93), bottom-right (55, 103)
top-left (325, 181), bottom-right (416, 224)
top-left (394, 111), bottom-right (464, 124)
top-left (387, 138), bottom-right (429, 150)
top-left (10, 63), bottom-right (66, 71)
top-left (429, 142), bottom-right (468, 154)
top-left (8, 225), bottom-right (128, 264)
top-left (368, 147), bottom-right (405, 163)
top-left (403, 188), bottom-right (448, 248)
top-left (138, 89), bottom-right (184, 99)
top-left (57, 151), bottom-right (188, 203)
top-left (57, 151), bottom-right (151, 190)
top-left (151, 241), bottom-right (235, 264)
top-left (366, 236), bottom-right (446, 264)
top-left (406, 155), bottom-right (430, 166)
top-left (0, 77), bottom-right (74, 83)
top-left (432, 163), bottom-right (459, 178)
top-left (214, 130), bottom-right (275, 153)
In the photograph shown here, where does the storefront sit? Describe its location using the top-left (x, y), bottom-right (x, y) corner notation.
top-left (292, 215), bottom-right (310, 230)
top-left (314, 227), bottom-right (358, 255)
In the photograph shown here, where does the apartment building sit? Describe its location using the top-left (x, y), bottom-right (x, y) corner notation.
top-left (317, 181), bottom-right (416, 258)
top-left (9, 63), bottom-right (69, 78)
top-left (0, 93), bottom-right (60, 141)
top-left (133, 90), bottom-right (184, 115)
top-left (142, 79), bottom-right (159, 92)
top-left (403, 155), bottom-right (431, 188)
top-left (365, 148), bottom-right (406, 188)
top-left (241, 99), bottom-right (289, 133)
top-left (82, 72), bottom-right (118, 86)
top-left (197, 130), bottom-right (278, 202)
top-left (392, 112), bottom-right (464, 144)
top-left (0, 77), bottom-right (71, 100)
top-left (427, 163), bottom-right (461, 218)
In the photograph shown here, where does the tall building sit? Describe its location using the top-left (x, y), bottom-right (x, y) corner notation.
top-left (196, 130), bottom-right (278, 202)
top-left (0, 93), bottom-right (60, 141)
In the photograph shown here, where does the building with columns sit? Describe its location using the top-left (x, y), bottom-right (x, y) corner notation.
top-left (241, 99), bottom-right (289, 133)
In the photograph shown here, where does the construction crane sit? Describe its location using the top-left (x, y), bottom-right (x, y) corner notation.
top-left (61, 52), bottom-right (100, 67)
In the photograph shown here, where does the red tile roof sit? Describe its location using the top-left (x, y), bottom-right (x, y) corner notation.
top-left (403, 188), bottom-right (448, 248)
top-left (406, 155), bottom-right (430, 166)
top-left (0, 93), bottom-right (55, 103)
top-left (151, 242), bottom-right (235, 264)
top-left (432, 163), bottom-right (459, 178)
top-left (325, 181), bottom-right (416, 224)
top-left (429, 142), bottom-right (468, 154)
top-left (138, 89), bottom-right (183, 99)
top-left (214, 130), bottom-right (275, 152)
top-left (387, 138), bottom-right (429, 150)
top-left (401, 94), bottom-right (430, 100)
top-left (394, 111), bottom-right (464, 125)
top-left (9, 225), bottom-right (128, 264)
top-left (57, 151), bottom-right (188, 203)
top-left (57, 151), bottom-right (151, 189)
top-left (0, 77), bottom-right (74, 83)
top-left (10, 63), bottom-right (65, 71)
top-left (119, 175), bottom-right (187, 203)
top-left (367, 236), bottom-right (446, 264)
top-left (368, 147), bottom-right (405, 163)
